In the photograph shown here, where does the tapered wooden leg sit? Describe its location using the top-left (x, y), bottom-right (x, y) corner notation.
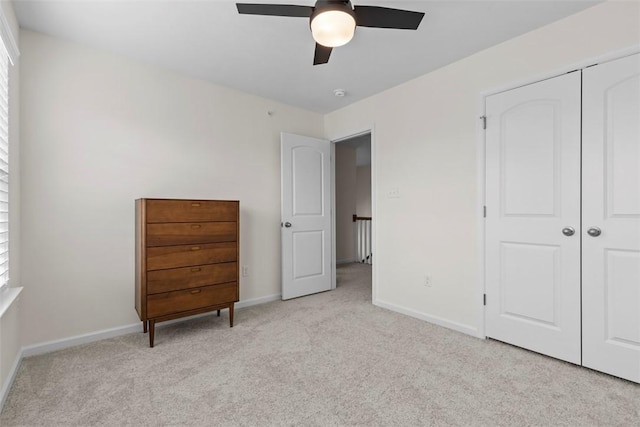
top-left (217, 310), bottom-right (220, 317)
top-left (143, 321), bottom-right (148, 333)
top-left (229, 303), bottom-right (234, 327)
top-left (149, 319), bottom-right (155, 348)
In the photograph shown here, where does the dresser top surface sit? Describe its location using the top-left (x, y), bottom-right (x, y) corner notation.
top-left (137, 198), bottom-right (239, 202)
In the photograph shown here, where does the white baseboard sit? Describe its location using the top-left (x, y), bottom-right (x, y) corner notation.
top-left (21, 322), bottom-right (142, 358)
top-left (337, 258), bottom-right (357, 265)
top-left (236, 293), bottom-right (281, 309)
top-left (0, 349), bottom-right (22, 411)
top-left (374, 298), bottom-right (479, 337)
top-left (0, 292), bottom-right (283, 412)
top-left (22, 293), bottom-right (282, 358)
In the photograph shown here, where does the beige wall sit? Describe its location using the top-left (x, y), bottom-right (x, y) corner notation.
top-left (325, 1), bottom-right (640, 334)
top-left (335, 144), bottom-right (356, 263)
top-left (19, 30), bottom-right (324, 346)
top-left (0, 296), bottom-right (19, 402)
top-left (356, 165), bottom-right (371, 218)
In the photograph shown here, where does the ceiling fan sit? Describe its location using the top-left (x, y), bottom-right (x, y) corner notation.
top-left (236, 1), bottom-right (425, 65)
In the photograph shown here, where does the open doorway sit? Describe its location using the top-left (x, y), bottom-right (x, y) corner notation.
top-left (333, 132), bottom-right (372, 294)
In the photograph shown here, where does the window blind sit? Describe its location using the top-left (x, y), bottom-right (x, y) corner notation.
top-left (0, 43), bottom-right (8, 290)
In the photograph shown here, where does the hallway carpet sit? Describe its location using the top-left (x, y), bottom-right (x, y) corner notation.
top-left (1, 263), bottom-right (638, 426)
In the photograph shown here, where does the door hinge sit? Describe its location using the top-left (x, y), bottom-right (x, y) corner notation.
top-left (480, 115), bottom-right (487, 130)
top-left (483, 294), bottom-right (487, 306)
top-left (483, 206), bottom-right (486, 218)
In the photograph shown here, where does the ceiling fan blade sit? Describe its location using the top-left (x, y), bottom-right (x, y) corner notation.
top-left (354, 6), bottom-right (424, 30)
top-left (236, 3), bottom-right (313, 17)
top-left (313, 44), bottom-right (332, 65)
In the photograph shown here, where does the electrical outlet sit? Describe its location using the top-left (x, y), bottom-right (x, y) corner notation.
top-left (424, 275), bottom-right (432, 288)
top-left (387, 187), bottom-right (400, 198)
top-left (242, 265), bottom-right (249, 277)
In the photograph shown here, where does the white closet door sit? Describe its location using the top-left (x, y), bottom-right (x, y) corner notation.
top-left (582, 54), bottom-right (640, 383)
top-left (485, 72), bottom-right (582, 364)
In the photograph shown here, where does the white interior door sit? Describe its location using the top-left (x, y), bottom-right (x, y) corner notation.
top-left (281, 132), bottom-right (332, 300)
top-left (582, 53), bottom-right (640, 382)
top-left (485, 72), bottom-right (582, 364)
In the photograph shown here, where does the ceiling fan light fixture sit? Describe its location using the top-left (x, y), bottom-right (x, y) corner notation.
top-left (311, 10), bottom-right (356, 48)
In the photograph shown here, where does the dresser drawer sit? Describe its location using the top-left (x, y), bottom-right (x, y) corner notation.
top-left (147, 282), bottom-right (238, 318)
top-left (147, 262), bottom-right (237, 294)
top-left (146, 200), bottom-right (238, 223)
top-left (146, 241), bottom-right (237, 271)
top-left (147, 222), bottom-right (236, 247)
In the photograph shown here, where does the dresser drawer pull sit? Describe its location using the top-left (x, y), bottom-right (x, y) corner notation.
top-left (191, 246), bottom-right (201, 251)
top-left (191, 267), bottom-right (202, 273)
top-left (190, 224), bottom-right (202, 229)
top-left (191, 203), bottom-right (201, 207)
top-left (190, 289), bottom-right (202, 294)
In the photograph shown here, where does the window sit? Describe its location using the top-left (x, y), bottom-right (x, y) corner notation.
top-left (0, 37), bottom-right (9, 291)
top-left (0, 9), bottom-right (17, 294)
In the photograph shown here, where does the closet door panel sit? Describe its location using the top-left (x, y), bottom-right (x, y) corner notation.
top-left (582, 53), bottom-right (640, 383)
top-left (485, 71), bottom-right (582, 364)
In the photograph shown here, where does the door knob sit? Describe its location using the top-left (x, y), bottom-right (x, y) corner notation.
top-left (587, 227), bottom-right (601, 237)
top-left (284, 222), bottom-right (292, 228)
top-left (562, 227), bottom-right (575, 236)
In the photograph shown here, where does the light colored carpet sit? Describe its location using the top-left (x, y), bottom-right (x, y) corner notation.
top-left (1, 263), bottom-right (639, 426)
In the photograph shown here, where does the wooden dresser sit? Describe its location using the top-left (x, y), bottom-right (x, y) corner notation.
top-left (135, 198), bottom-right (239, 347)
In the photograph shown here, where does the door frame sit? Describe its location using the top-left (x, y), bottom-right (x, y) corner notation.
top-left (476, 45), bottom-right (640, 339)
top-left (330, 126), bottom-right (377, 301)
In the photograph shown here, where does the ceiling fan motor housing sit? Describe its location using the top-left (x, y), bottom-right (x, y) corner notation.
top-left (310, 0), bottom-right (355, 22)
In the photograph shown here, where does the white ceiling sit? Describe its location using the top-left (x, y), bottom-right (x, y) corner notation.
top-left (14, 0), bottom-right (600, 113)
